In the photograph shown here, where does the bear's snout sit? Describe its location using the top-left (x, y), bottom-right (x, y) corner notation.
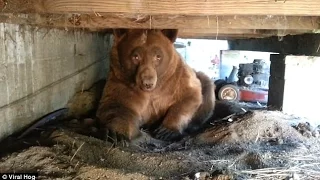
top-left (137, 66), bottom-right (157, 91)
top-left (141, 77), bottom-right (155, 90)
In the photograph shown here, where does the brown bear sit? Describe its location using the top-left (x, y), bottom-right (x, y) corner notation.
top-left (96, 29), bottom-right (215, 143)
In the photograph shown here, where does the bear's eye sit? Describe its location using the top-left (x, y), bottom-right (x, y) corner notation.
top-left (155, 54), bottom-right (162, 61)
top-left (131, 54), bottom-right (140, 63)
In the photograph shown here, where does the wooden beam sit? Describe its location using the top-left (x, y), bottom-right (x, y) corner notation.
top-left (179, 29), bottom-right (313, 38)
top-left (179, 33), bottom-right (277, 40)
top-left (1, 13), bottom-right (319, 31)
top-left (0, 13), bottom-right (314, 39)
top-left (96, 30), bottom-right (269, 40)
top-left (178, 34), bottom-right (270, 40)
top-left (3, 0), bottom-right (320, 16)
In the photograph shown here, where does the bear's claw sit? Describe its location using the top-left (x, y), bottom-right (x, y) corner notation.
top-left (105, 129), bottom-right (129, 147)
top-left (153, 126), bottom-right (183, 141)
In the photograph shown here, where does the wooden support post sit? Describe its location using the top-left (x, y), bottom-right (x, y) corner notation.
top-left (268, 54), bottom-right (286, 110)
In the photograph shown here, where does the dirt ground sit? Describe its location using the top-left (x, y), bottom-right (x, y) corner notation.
top-left (1, 85), bottom-right (320, 180)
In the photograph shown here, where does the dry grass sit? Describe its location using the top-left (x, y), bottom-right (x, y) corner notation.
top-left (235, 152), bottom-right (320, 179)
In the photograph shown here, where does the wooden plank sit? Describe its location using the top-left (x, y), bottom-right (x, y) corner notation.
top-left (4, 0), bottom-right (320, 16)
top-left (179, 29), bottom-right (313, 38)
top-left (1, 13), bottom-right (319, 31)
top-left (0, 13), bottom-right (313, 39)
top-left (179, 33), bottom-right (275, 39)
top-left (97, 30), bottom-right (271, 40)
top-left (79, 14), bottom-right (320, 30)
top-left (179, 34), bottom-right (270, 40)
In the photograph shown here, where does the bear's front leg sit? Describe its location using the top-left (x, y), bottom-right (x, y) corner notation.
top-left (97, 102), bottom-right (141, 145)
top-left (153, 94), bottom-right (202, 141)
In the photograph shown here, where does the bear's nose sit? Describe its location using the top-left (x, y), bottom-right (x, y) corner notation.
top-left (144, 82), bottom-right (154, 89)
top-left (138, 67), bottom-right (157, 91)
top-left (142, 78), bottom-right (154, 89)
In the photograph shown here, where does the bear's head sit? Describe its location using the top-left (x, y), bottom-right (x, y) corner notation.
top-left (112, 29), bottom-right (178, 92)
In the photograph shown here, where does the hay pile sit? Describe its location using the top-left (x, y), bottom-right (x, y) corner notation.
top-left (0, 109), bottom-right (320, 180)
top-left (195, 110), bottom-right (307, 144)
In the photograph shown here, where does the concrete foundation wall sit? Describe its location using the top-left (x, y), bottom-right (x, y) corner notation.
top-left (282, 56), bottom-right (320, 126)
top-left (268, 54), bottom-right (320, 126)
top-left (0, 24), bottom-right (111, 140)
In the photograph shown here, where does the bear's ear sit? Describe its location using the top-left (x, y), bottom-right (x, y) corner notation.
top-left (113, 29), bottom-right (128, 40)
top-left (161, 29), bottom-right (178, 43)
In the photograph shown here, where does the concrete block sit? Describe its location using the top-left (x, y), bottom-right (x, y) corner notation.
top-left (0, 24), bottom-right (111, 141)
top-left (282, 55), bottom-right (320, 125)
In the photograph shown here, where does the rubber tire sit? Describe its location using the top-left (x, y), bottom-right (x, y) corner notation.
top-left (217, 84), bottom-right (240, 102)
top-left (214, 79), bottom-right (228, 98)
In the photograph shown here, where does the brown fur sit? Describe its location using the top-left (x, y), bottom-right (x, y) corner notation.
top-left (96, 29), bottom-right (215, 142)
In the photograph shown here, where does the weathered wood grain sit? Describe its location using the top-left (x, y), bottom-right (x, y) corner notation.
top-left (4, 0), bottom-right (320, 16)
top-left (1, 13), bottom-right (318, 31)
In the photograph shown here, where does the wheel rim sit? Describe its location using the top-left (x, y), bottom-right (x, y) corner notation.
top-left (220, 87), bottom-right (238, 100)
